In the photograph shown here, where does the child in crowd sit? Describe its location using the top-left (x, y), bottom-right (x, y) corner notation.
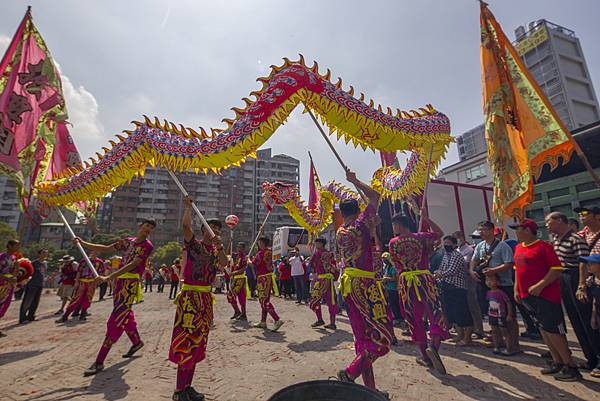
top-left (485, 273), bottom-right (514, 355)
top-left (582, 254), bottom-right (600, 378)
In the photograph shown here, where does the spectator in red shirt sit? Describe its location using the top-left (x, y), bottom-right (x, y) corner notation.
top-left (169, 260), bottom-right (181, 300)
top-left (144, 263), bottom-right (154, 293)
top-left (278, 258), bottom-right (293, 299)
top-left (511, 219), bottom-right (581, 382)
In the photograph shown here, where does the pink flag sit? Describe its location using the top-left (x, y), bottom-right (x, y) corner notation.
top-left (0, 8), bottom-right (87, 218)
top-left (308, 154), bottom-right (321, 211)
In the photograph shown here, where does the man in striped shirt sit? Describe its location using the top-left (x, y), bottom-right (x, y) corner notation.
top-left (546, 211), bottom-right (599, 372)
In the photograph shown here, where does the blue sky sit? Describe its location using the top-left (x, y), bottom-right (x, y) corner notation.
top-left (1, 0), bottom-right (599, 196)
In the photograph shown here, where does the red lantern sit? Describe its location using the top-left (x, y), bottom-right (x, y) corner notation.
top-left (225, 214), bottom-right (239, 229)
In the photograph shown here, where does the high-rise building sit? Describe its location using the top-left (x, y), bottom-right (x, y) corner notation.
top-left (456, 124), bottom-right (486, 161)
top-left (0, 176), bottom-right (20, 229)
top-left (514, 20), bottom-right (600, 130)
top-left (99, 148), bottom-right (300, 247)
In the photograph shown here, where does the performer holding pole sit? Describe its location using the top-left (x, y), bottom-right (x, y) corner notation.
top-left (168, 170), bottom-right (215, 238)
top-left (336, 169), bottom-right (393, 395)
top-left (169, 196), bottom-right (227, 401)
top-left (80, 218), bottom-right (156, 376)
top-left (308, 238), bottom-right (339, 330)
top-left (227, 242), bottom-right (250, 321)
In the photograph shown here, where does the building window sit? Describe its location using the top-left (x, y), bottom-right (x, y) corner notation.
top-left (465, 164), bottom-right (486, 182)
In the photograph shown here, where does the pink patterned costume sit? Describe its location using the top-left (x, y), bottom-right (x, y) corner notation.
top-left (389, 232), bottom-right (448, 359)
top-left (309, 249), bottom-right (339, 324)
top-left (63, 257), bottom-right (103, 319)
top-left (94, 237), bottom-right (153, 365)
top-left (337, 204), bottom-right (393, 389)
top-left (226, 250), bottom-right (248, 316)
top-left (252, 248), bottom-right (280, 323)
top-left (169, 235), bottom-right (219, 391)
top-left (0, 252), bottom-right (17, 319)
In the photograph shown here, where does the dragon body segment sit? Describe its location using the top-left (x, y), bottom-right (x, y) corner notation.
top-left (37, 56), bottom-right (451, 206)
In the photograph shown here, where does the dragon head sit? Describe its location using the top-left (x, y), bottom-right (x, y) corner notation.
top-left (261, 181), bottom-right (299, 205)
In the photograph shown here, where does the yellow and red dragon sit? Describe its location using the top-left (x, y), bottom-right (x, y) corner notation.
top-left (36, 56), bottom-right (452, 215)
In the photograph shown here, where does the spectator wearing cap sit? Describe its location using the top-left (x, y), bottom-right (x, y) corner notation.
top-left (453, 230), bottom-right (483, 338)
top-left (581, 253), bottom-right (600, 377)
top-left (546, 211), bottom-right (599, 372)
top-left (435, 235), bottom-right (474, 346)
top-left (512, 219), bottom-right (582, 381)
top-left (470, 221), bottom-right (521, 354)
top-left (575, 205), bottom-right (600, 255)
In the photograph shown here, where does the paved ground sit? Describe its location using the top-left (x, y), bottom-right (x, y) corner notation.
top-left (1, 289), bottom-right (599, 401)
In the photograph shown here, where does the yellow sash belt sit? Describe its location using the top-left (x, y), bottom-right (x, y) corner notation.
top-left (233, 274), bottom-right (251, 298)
top-left (339, 268), bottom-right (386, 305)
top-left (175, 283), bottom-right (215, 304)
top-left (0, 273), bottom-right (14, 278)
top-left (79, 278), bottom-right (95, 283)
top-left (117, 272), bottom-right (142, 302)
top-left (400, 270), bottom-right (430, 302)
top-left (317, 273), bottom-right (336, 305)
top-left (258, 272), bottom-right (279, 297)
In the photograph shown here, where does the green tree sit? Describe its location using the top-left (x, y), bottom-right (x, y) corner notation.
top-left (151, 241), bottom-right (182, 267)
top-left (0, 221), bottom-right (18, 245)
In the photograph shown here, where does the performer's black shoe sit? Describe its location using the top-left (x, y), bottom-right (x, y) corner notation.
top-left (324, 323), bottom-right (337, 330)
top-left (391, 337), bottom-right (398, 346)
top-left (186, 386), bottom-right (205, 401)
top-left (425, 346), bottom-right (446, 375)
top-left (415, 357), bottom-right (433, 368)
top-left (54, 310), bottom-right (63, 316)
top-left (336, 370), bottom-right (355, 383)
top-left (311, 320), bottom-right (325, 328)
top-left (236, 314), bottom-right (247, 321)
top-left (122, 341), bottom-right (144, 358)
top-left (230, 313), bottom-right (240, 320)
top-left (72, 311), bottom-right (80, 317)
top-left (55, 316), bottom-right (67, 324)
top-left (83, 362), bottom-right (104, 377)
top-left (172, 389), bottom-right (192, 401)
top-left (79, 315), bottom-right (87, 321)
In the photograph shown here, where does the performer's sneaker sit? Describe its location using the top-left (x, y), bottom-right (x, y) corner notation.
top-left (55, 316), bottom-right (67, 324)
top-left (336, 370), bottom-right (355, 383)
top-left (311, 320), bottom-right (325, 328)
top-left (425, 346), bottom-right (446, 375)
top-left (72, 311), bottom-right (80, 317)
top-left (236, 314), bottom-right (247, 321)
top-left (324, 323), bottom-right (337, 330)
top-left (186, 386), bottom-right (205, 401)
top-left (253, 321), bottom-right (267, 329)
top-left (54, 310), bottom-right (63, 316)
top-left (83, 362), bottom-right (104, 377)
top-left (122, 341), bottom-right (144, 358)
top-left (416, 357), bottom-right (433, 368)
top-left (230, 313), bottom-right (240, 320)
top-left (272, 320), bottom-right (284, 332)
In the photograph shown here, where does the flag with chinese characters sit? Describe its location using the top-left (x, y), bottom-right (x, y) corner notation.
top-left (480, 3), bottom-right (575, 220)
top-left (0, 8), bottom-right (87, 218)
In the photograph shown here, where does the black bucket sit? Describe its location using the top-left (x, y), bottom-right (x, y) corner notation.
top-left (267, 380), bottom-right (389, 401)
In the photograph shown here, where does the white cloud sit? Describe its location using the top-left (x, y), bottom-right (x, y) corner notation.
top-left (0, 34), bottom-right (10, 52)
top-left (61, 74), bottom-right (105, 162)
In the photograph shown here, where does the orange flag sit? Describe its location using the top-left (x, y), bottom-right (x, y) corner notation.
top-left (480, 3), bottom-right (577, 220)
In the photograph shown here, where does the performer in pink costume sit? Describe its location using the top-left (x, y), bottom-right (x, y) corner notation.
top-left (58, 251), bottom-right (104, 322)
top-left (252, 237), bottom-right (284, 331)
top-left (169, 197), bottom-right (227, 401)
top-left (336, 171), bottom-right (393, 395)
top-left (0, 240), bottom-right (20, 337)
top-left (389, 212), bottom-right (446, 374)
top-left (226, 242), bottom-right (249, 321)
top-left (77, 219), bottom-right (156, 377)
top-left (308, 238), bottom-right (339, 329)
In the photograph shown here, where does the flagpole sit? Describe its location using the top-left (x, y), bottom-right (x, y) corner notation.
top-left (305, 107), bottom-right (367, 202)
top-left (418, 144), bottom-right (434, 231)
top-left (167, 170), bottom-right (215, 238)
top-left (248, 211), bottom-right (271, 256)
top-left (57, 208), bottom-right (99, 278)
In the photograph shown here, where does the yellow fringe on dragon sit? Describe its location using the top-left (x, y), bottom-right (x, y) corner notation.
top-left (36, 55), bottom-right (452, 206)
